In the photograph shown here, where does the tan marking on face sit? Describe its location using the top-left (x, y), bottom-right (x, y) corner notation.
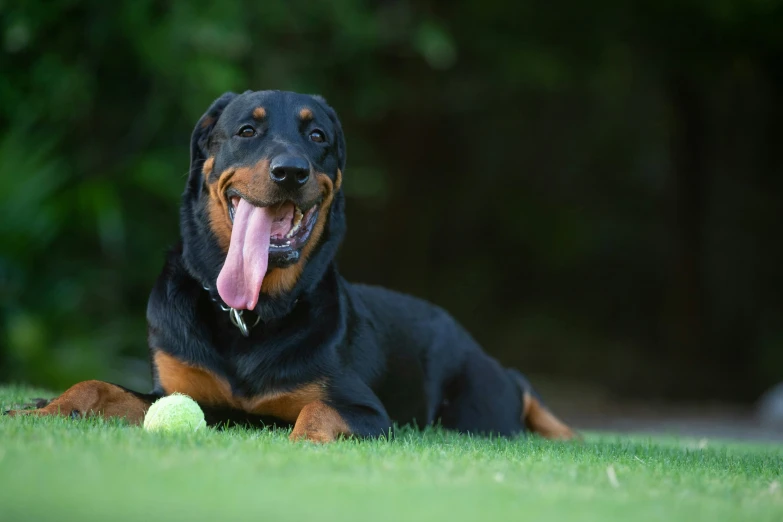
top-left (253, 107), bottom-right (266, 120)
top-left (206, 158), bottom-right (274, 251)
top-left (5, 380), bottom-right (150, 425)
top-left (202, 156), bottom-right (215, 178)
top-left (289, 400), bottom-right (351, 443)
top-left (522, 392), bottom-right (579, 440)
top-left (200, 115), bottom-right (216, 129)
top-left (154, 351), bottom-right (326, 422)
top-left (298, 108), bottom-right (313, 121)
top-left (260, 168), bottom-right (342, 296)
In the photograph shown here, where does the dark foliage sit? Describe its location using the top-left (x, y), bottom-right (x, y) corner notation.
top-left (1, 1), bottom-right (782, 401)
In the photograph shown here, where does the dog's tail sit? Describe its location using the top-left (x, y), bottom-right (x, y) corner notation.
top-left (508, 369), bottom-right (580, 440)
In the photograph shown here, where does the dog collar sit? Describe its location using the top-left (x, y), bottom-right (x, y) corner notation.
top-left (202, 284), bottom-right (260, 337)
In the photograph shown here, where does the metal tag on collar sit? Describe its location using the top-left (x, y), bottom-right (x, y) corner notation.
top-left (202, 284), bottom-right (260, 337)
top-left (229, 307), bottom-right (261, 337)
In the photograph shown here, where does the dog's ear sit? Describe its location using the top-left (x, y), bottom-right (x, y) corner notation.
top-left (311, 95), bottom-right (346, 173)
top-left (187, 92), bottom-right (237, 194)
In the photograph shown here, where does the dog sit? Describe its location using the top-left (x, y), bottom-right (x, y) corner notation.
top-left (6, 90), bottom-right (576, 442)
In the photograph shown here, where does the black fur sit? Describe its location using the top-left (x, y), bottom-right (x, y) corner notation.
top-left (146, 90), bottom-right (569, 438)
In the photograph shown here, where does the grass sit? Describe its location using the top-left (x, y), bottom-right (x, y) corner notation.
top-left (1, 385), bottom-right (781, 522)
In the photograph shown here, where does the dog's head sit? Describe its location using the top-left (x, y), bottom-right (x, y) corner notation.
top-left (180, 90), bottom-right (346, 315)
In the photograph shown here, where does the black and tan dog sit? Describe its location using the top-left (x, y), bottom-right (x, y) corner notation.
top-left (7, 90), bottom-right (575, 442)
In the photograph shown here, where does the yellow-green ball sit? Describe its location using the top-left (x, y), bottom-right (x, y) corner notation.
top-left (144, 393), bottom-right (206, 433)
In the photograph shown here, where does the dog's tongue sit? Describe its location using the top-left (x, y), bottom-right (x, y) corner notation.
top-left (217, 199), bottom-right (274, 310)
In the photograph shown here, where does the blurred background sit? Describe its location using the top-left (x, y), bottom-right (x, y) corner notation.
top-left (1, 1), bottom-right (782, 437)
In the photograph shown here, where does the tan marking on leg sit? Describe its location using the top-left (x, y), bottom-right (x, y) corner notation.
top-left (6, 381), bottom-right (149, 425)
top-left (523, 392), bottom-right (579, 440)
top-left (289, 400), bottom-right (350, 443)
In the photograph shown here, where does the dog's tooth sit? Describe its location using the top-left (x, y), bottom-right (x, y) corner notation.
top-left (286, 207), bottom-right (304, 238)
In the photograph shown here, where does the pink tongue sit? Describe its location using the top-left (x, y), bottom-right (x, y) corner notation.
top-left (217, 199), bottom-right (274, 310)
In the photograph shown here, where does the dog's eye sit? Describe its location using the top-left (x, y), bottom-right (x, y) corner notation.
top-left (237, 125), bottom-right (256, 138)
top-left (309, 130), bottom-right (326, 143)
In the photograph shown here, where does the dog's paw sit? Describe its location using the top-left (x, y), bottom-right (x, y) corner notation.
top-left (4, 409), bottom-right (29, 417)
top-left (3, 398), bottom-right (52, 417)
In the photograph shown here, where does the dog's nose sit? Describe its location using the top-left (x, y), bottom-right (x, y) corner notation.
top-left (269, 155), bottom-right (310, 189)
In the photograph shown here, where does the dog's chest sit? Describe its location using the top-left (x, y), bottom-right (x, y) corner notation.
top-left (154, 351), bottom-right (323, 422)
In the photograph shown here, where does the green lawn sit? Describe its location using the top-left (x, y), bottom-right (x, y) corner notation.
top-left (1, 385), bottom-right (781, 522)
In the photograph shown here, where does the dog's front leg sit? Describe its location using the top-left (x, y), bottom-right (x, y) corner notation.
top-left (4, 380), bottom-right (158, 425)
top-left (289, 377), bottom-right (392, 442)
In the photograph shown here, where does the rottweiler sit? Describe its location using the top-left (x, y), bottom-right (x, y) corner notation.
top-left (6, 90), bottom-right (576, 442)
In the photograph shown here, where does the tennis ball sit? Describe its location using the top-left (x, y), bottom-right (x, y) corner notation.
top-left (143, 393), bottom-right (206, 433)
